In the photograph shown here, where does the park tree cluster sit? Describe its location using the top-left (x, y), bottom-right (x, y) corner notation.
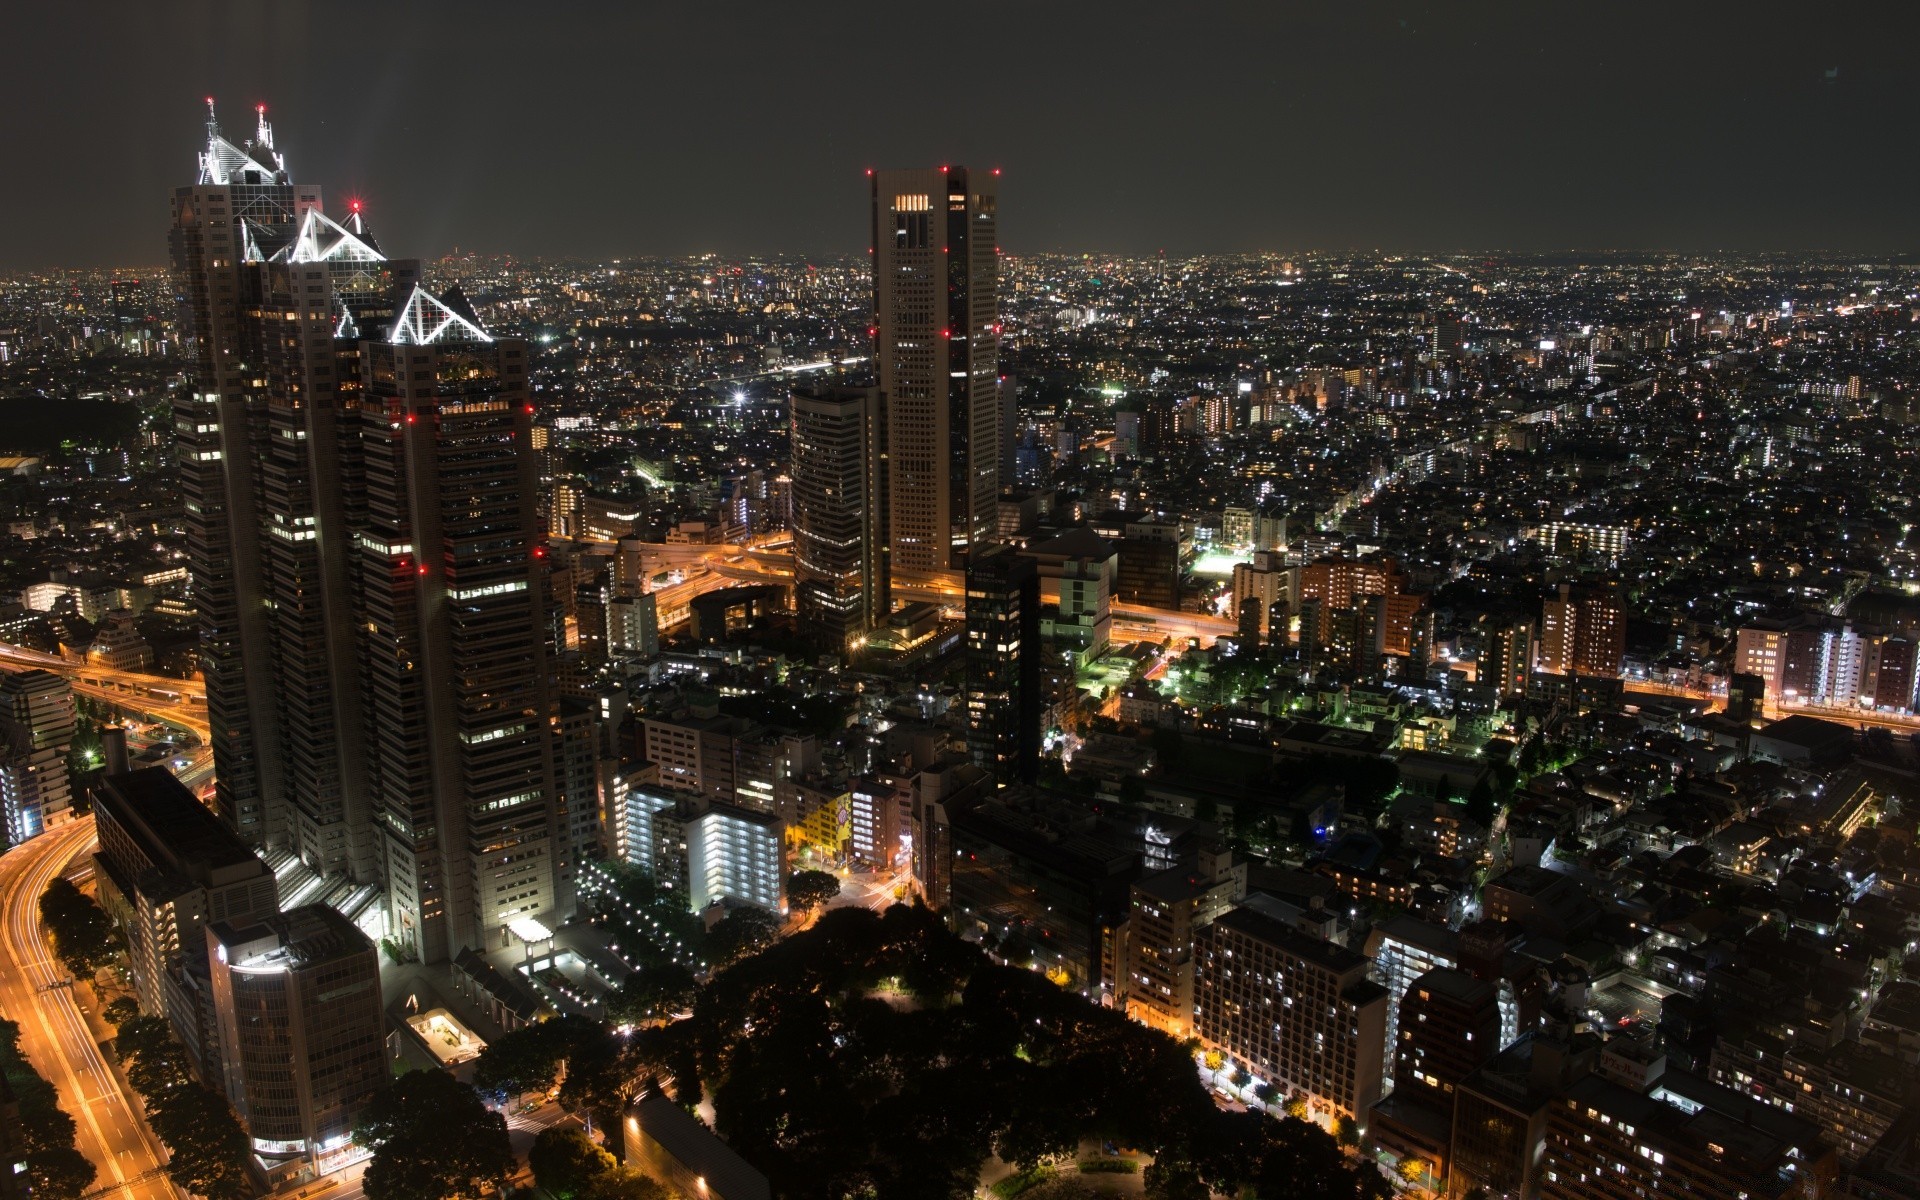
top-left (352, 1069), bottom-right (515, 1200)
top-left (668, 903), bottom-right (1387, 1200)
top-left (40, 877), bottom-right (118, 979)
top-left (109, 1010), bottom-right (252, 1200)
top-left (527, 1126), bottom-right (670, 1200)
top-left (0, 1018), bottom-right (98, 1200)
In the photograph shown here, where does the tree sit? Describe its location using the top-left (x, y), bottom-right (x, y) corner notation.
top-left (472, 1019), bottom-right (566, 1102)
top-left (1518, 737), bottom-right (1543, 774)
top-left (578, 1170), bottom-right (672, 1200)
top-left (528, 1127), bottom-right (615, 1200)
top-left (786, 870), bottom-right (842, 914)
top-left (38, 877), bottom-right (118, 978)
top-left (0, 1019), bottom-right (97, 1200)
top-left (606, 962), bottom-right (699, 1027)
top-left (355, 1069), bottom-right (514, 1200)
top-left (1465, 778), bottom-right (1498, 828)
top-left (102, 996), bottom-right (140, 1028)
top-left (147, 1083), bottom-right (253, 1200)
top-left (109, 1012), bottom-right (251, 1200)
top-left (707, 905), bottom-right (781, 969)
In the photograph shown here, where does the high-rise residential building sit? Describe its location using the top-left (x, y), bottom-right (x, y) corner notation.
top-left (1299, 556), bottom-right (1429, 669)
top-left (1369, 968), bottom-right (1503, 1186)
top-left (1484, 618), bottom-right (1534, 699)
top-left (1193, 904), bottom-right (1389, 1132)
top-left (870, 167), bottom-right (1000, 572)
top-left (206, 906), bottom-right (386, 1178)
top-left (964, 545), bottom-right (1040, 785)
top-left (1539, 583), bottom-right (1626, 678)
top-left (169, 104), bottom-right (570, 964)
top-left (0, 670), bottom-right (76, 846)
top-left (789, 383), bottom-right (887, 652)
top-left (1539, 1070), bottom-right (1837, 1200)
top-left (1232, 552), bottom-right (1299, 642)
top-left (1117, 848), bottom-right (1245, 1038)
top-left (610, 781), bottom-right (786, 915)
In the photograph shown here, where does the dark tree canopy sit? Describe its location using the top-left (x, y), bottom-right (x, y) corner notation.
top-left (105, 1010), bottom-right (250, 1200)
top-left (786, 869), bottom-right (842, 912)
top-left (39, 877), bottom-right (118, 977)
top-left (673, 902), bottom-right (1384, 1200)
top-left (528, 1126), bottom-right (616, 1200)
top-left (355, 1069), bottom-right (515, 1200)
top-left (0, 1019), bottom-right (97, 1200)
top-left (706, 904), bottom-right (781, 969)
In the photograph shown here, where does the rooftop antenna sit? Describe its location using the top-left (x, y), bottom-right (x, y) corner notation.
top-left (254, 103), bottom-right (274, 151)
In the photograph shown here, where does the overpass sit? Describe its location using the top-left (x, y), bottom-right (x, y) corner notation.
top-left (0, 641), bottom-right (210, 743)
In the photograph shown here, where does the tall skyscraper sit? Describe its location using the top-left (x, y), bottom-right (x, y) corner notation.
top-left (169, 104), bottom-right (567, 963)
top-left (870, 167), bottom-right (1000, 572)
top-left (963, 545), bottom-right (1039, 785)
top-left (358, 316), bottom-right (563, 962)
top-left (789, 383), bottom-right (887, 652)
top-left (170, 101), bottom-right (311, 850)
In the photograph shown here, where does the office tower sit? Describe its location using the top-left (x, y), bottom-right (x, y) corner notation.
top-left (789, 383), bottom-right (887, 652)
top-left (1115, 520), bottom-right (1183, 610)
top-left (170, 101), bottom-right (312, 850)
top-left (170, 105), bottom-right (571, 964)
top-left (0, 670), bottom-right (75, 846)
top-left (92, 769), bottom-right (280, 1022)
top-left (359, 313), bottom-right (562, 962)
top-left (998, 375), bottom-right (1019, 483)
top-left (1539, 583), bottom-right (1626, 677)
top-left (1193, 904), bottom-right (1388, 1133)
top-left (206, 906), bottom-right (386, 1175)
top-left (964, 546), bottom-right (1040, 785)
top-left (553, 697), bottom-right (603, 917)
top-left (870, 167), bottom-right (1000, 572)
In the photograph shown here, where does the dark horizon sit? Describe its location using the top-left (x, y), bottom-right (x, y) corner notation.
top-left (4, 1), bottom-right (1916, 270)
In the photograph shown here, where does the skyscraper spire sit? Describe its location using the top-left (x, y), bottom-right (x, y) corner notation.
top-left (196, 96), bottom-right (285, 185)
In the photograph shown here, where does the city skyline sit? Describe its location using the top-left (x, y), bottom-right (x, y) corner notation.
top-left (5, 11), bottom-right (1920, 1199)
top-left (6, 3), bottom-right (1920, 269)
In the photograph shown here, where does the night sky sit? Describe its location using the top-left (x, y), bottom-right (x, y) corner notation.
top-left (6, 1), bottom-right (1916, 269)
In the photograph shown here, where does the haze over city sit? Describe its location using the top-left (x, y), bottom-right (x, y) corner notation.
top-left (5, 2), bottom-right (1920, 267)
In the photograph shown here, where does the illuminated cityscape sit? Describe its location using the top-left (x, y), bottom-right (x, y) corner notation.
top-left (2, 7), bottom-right (1919, 1200)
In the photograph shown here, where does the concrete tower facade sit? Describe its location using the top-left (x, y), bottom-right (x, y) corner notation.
top-left (870, 167), bottom-right (1000, 572)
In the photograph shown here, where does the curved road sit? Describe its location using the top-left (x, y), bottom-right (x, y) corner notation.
top-left (0, 816), bottom-right (179, 1200)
